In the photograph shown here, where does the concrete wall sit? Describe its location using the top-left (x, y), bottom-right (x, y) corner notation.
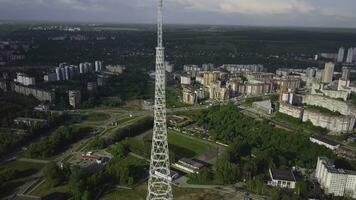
top-left (12, 83), bottom-right (55, 102)
top-left (303, 94), bottom-right (356, 116)
top-left (279, 103), bottom-right (304, 119)
top-left (303, 110), bottom-right (355, 133)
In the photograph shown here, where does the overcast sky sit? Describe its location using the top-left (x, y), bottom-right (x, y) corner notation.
top-left (1, 0), bottom-right (356, 28)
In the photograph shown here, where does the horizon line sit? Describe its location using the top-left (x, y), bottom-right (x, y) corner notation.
top-left (1, 19), bottom-right (356, 30)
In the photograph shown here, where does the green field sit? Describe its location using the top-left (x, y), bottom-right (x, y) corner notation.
top-left (168, 131), bottom-right (212, 158)
top-left (85, 112), bottom-right (111, 122)
top-left (101, 183), bottom-right (224, 200)
top-left (0, 161), bottom-right (45, 198)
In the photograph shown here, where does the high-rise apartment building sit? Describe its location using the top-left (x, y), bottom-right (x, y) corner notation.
top-left (337, 47), bottom-right (345, 63)
top-left (316, 157), bottom-right (356, 198)
top-left (346, 48), bottom-right (354, 63)
top-left (95, 61), bottom-right (102, 72)
top-left (322, 62), bottom-right (335, 83)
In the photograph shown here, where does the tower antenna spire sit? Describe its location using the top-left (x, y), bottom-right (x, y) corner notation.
top-left (146, 0), bottom-right (173, 199)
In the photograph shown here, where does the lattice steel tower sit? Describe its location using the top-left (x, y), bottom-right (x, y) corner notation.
top-left (146, 0), bottom-right (173, 200)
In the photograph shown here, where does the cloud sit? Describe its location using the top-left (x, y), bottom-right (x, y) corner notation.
top-left (0, 0), bottom-right (355, 27)
top-left (171, 0), bottom-right (315, 15)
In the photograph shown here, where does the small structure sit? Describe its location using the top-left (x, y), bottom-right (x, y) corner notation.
top-left (14, 117), bottom-right (48, 127)
top-left (252, 100), bottom-right (274, 114)
top-left (68, 90), bottom-right (81, 108)
top-left (173, 158), bottom-right (206, 174)
top-left (34, 104), bottom-right (50, 112)
top-left (310, 135), bottom-right (340, 150)
top-left (167, 115), bottom-right (188, 126)
top-left (268, 168), bottom-right (296, 189)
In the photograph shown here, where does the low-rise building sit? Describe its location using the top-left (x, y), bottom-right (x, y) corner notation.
top-left (34, 104), bottom-right (50, 112)
top-left (14, 73), bottom-right (36, 86)
top-left (105, 65), bottom-right (125, 75)
top-left (279, 103), bottom-right (304, 119)
top-left (180, 76), bottom-right (191, 85)
top-left (14, 117), bottom-right (48, 127)
top-left (87, 82), bottom-right (97, 91)
top-left (316, 157), bottom-right (356, 198)
top-left (173, 158), bottom-right (206, 174)
top-left (268, 168), bottom-right (296, 189)
top-left (12, 83), bottom-right (55, 102)
top-left (252, 100), bottom-right (274, 114)
top-left (310, 135), bottom-right (340, 150)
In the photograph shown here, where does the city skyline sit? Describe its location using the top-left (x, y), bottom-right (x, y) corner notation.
top-left (0, 0), bottom-right (356, 28)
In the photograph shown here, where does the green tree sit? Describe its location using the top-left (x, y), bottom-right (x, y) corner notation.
top-left (44, 161), bottom-right (64, 187)
top-left (68, 167), bottom-right (87, 200)
top-left (214, 154), bottom-right (239, 184)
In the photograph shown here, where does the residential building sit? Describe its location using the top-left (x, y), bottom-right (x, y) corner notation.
top-left (208, 83), bottom-right (229, 101)
top-left (337, 47), bottom-right (345, 63)
top-left (306, 67), bottom-right (317, 78)
top-left (165, 61), bottom-right (174, 73)
top-left (12, 83), bottom-right (55, 102)
top-left (303, 110), bottom-right (355, 133)
top-left (180, 76), bottom-right (191, 85)
top-left (252, 100), bottom-right (274, 114)
top-left (316, 157), bottom-right (356, 198)
top-left (268, 169), bottom-right (296, 189)
top-left (322, 62), bottom-right (335, 83)
top-left (105, 65), bottom-right (125, 75)
top-left (44, 73), bottom-right (57, 82)
top-left (87, 82), bottom-right (97, 91)
top-left (310, 135), bottom-right (340, 150)
top-left (95, 61), bottom-right (102, 72)
top-left (346, 48), bottom-right (354, 63)
top-left (14, 73), bottom-right (36, 86)
top-left (14, 117), bottom-right (48, 127)
top-left (203, 71), bottom-right (219, 86)
top-left (182, 85), bottom-right (196, 105)
top-left (341, 67), bottom-right (351, 81)
top-left (68, 90), bottom-right (81, 108)
top-left (279, 103), bottom-right (304, 119)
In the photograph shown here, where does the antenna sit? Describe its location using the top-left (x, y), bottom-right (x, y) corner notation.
top-left (146, 0), bottom-right (173, 199)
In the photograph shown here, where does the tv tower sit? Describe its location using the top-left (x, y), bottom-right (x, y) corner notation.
top-left (146, 0), bottom-right (173, 200)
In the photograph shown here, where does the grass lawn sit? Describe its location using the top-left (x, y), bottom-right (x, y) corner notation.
top-left (101, 183), bottom-right (224, 200)
top-left (0, 160), bottom-right (45, 172)
top-left (168, 131), bottom-right (212, 158)
top-left (0, 161), bottom-right (45, 198)
top-left (30, 181), bottom-right (69, 197)
top-left (85, 112), bottom-right (111, 122)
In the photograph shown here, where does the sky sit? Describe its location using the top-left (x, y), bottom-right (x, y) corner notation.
top-left (0, 0), bottom-right (356, 28)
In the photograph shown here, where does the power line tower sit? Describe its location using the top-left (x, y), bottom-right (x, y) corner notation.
top-left (146, 0), bottom-right (173, 200)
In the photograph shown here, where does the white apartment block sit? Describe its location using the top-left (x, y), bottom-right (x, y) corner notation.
top-left (316, 157), bottom-right (356, 198)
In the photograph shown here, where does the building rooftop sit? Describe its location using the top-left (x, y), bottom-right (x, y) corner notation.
top-left (270, 169), bottom-right (296, 182)
top-left (253, 100), bottom-right (272, 108)
top-left (14, 117), bottom-right (48, 123)
top-left (311, 135), bottom-right (339, 147)
top-left (179, 158), bottom-right (206, 169)
top-left (319, 157), bottom-right (356, 175)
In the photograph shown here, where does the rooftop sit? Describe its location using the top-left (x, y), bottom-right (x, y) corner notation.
top-left (310, 135), bottom-right (340, 147)
top-left (178, 158), bottom-right (206, 169)
top-left (270, 169), bottom-right (296, 182)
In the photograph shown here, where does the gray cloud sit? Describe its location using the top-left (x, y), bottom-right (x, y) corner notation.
top-left (0, 0), bottom-right (355, 27)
